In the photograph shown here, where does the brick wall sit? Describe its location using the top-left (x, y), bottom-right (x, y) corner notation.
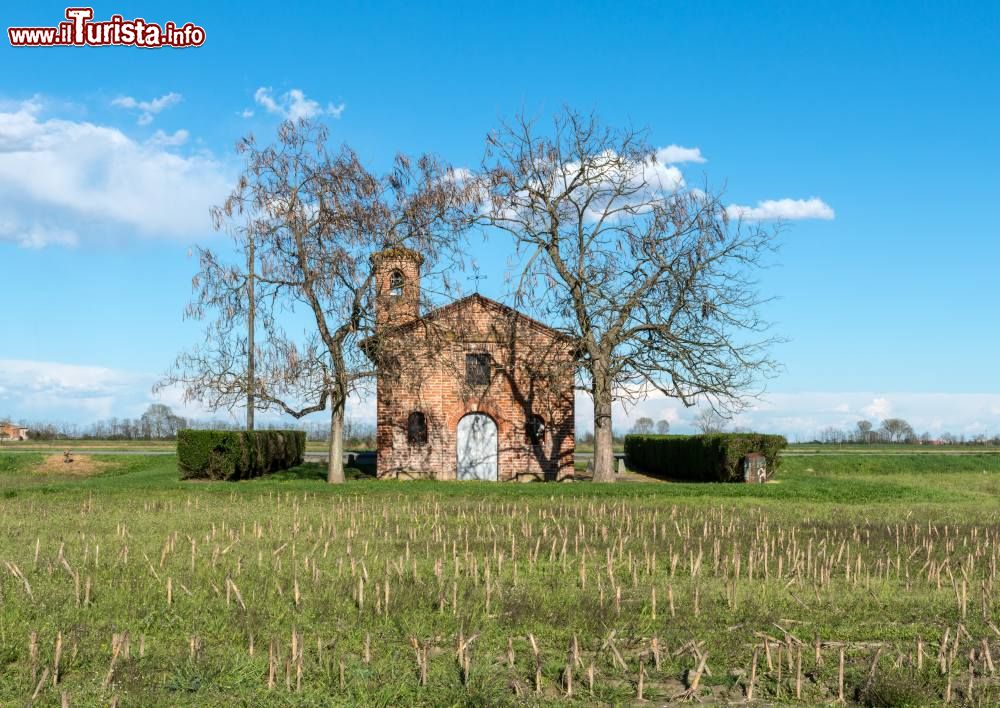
top-left (373, 296), bottom-right (575, 481)
top-left (371, 248), bottom-right (422, 329)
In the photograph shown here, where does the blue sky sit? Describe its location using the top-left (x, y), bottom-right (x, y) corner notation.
top-left (1, 1), bottom-right (998, 438)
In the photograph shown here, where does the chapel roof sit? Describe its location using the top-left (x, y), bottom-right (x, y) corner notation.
top-left (388, 292), bottom-right (570, 341)
top-left (360, 293), bottom-right (574, 361)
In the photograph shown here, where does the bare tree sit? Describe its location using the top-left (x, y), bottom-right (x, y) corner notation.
top-left (162, 120), bottom-right (472, 483)
top-left (139, 404), bottom-right (187, 439)
top-left (632, 416), bottom-right (654, 434)
top-left (880, 418), bottom-right (914, 444)
top-left (655, 419), bottom-right (671, 435)
top-left (856, 419), bottom-right (873, 443)
top-left (156, 237), bottom-right (263, 428)
top-left (695, 408), bottom-right (727, 434)
top-left (481, 109), bottom-right (780, 481)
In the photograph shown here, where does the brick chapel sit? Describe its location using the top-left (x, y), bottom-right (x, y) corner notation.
top-left (365, 247), bottom-right (576, 481)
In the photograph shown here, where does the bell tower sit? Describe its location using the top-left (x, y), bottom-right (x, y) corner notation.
top-left (372, 247), bottom-right (423, 328)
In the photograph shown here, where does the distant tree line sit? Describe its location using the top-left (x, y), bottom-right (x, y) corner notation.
top-left (10, 405), bottom-right (376, 447)
top-left (577, 411), bottom-right (751, 442)
top-left (629, 417), bottom-right (674, 435)
top-left (578, 415), bottom-right (1000, 446)
top-left (576, 430), bottom-right (627, 446)
top-left (575, 418), bottom-right (671, 445)
top-left (811, 418), bottom-right (1000, 445)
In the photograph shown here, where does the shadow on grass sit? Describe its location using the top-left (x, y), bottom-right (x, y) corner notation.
top-left (3, 452), bottom-right (982, 508)
top-left (265, 461), bottom-right (377, 483)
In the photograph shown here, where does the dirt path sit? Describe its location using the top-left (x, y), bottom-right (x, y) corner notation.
top-left (35, 454), bottom-right (114, 476)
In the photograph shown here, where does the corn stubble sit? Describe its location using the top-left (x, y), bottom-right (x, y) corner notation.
top-left (0, 488), bottom-right (998, 704)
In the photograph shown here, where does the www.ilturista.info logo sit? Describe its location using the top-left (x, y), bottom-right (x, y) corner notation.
top-left (8, 7), bottom-right (206, 48)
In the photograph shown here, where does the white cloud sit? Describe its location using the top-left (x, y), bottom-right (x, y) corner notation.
top-left (0, 99), bottom-right (231, 248)
top-left (0, 358), bottom-right (375, 428)
top-left (111, 92), bottom-right (182, 125)
top-left (655, 407), bottom-right (682, 425)
top-left (656, 145), bottom-right (706, 164)
top-left (239, 108), bottom-right (254, 119)
top-left (0, 210), bottom-right (78, 248)
top-left (444, 166), bottom-right (474, 184)
top-left (0, 360), bottom-right (135, 395)
top-left (252, 88), bottom-right (280, 114)
top-left (0, 359), bottom-right (142, 421)
top-left (147, 128), bottom-right (189, 147)
top-left (640, 158), bottom-right (685, 194)
top-left (253, 87), bottom-right (345, 121)
top-left (492, 150), bottom-right (686, 224)
top-left (489, 143), bottom-right (832, 230)
top-left (862, 396), bottom-right (892, 419)
top-left (0, 222), bottom-right (78, 249)
top-left (0, 359), bottom-right (233, 424)
top-left (726, 197), bottom-right (835, 221)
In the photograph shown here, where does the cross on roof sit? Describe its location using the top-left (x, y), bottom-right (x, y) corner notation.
top-left (468, 269), bottom-right (487, 293)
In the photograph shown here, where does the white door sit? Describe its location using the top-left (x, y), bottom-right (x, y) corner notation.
top-left (456, 414), bottom-right (498, 481)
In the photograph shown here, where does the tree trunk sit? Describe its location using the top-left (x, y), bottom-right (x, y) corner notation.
top-left (592, 375), bottom-right (616, 483)
top-left (327, 396), bottom-right (345, 484)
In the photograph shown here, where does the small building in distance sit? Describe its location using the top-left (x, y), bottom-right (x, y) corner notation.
top-left (0, 421), bottom-right (29, 441)
top-left (363, 247), bottom-right (576, 482)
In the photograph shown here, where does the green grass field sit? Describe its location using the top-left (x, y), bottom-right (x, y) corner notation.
top-left (1, 452), bottom-right (998, 705)
top-left (786, 444), bottom-right (1000, 455)
top-left (0, 439), bottom-right (177, 452)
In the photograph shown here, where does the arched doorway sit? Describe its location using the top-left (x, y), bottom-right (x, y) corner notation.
top-left (456, 413), bottom-right (498, 481)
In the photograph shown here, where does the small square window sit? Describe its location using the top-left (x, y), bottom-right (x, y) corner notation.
top-left (527, 415), bottom-right (546, 445)
top-left (407, 411), bottom-right (427, 445)
top-left (465, 353), bottom-right (491, 386)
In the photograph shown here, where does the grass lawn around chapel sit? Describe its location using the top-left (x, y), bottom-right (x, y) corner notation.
top-left (1, 451), bottom-right (998, 705)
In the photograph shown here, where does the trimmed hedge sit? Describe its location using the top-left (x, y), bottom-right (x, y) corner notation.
top-left (177, 429), bottom-right (306, 480)
top-left (624, 433), bottom-right (787, 482)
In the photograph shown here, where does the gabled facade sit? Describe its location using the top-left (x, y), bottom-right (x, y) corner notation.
top-left (365, 248), bottom-right (575, 481)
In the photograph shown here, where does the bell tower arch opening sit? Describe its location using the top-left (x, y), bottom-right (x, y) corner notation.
top-left (372, 247), bottom-right (424, 328)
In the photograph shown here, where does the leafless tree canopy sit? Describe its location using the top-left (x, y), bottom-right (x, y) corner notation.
top-left (695, 408), bottom-right (727, 435)
top-left (481, 109), bottom-right (781, 481)
top-left (632, 417), bottom-right (654, 434)
top-left (162, 111), bottom-right (779, 484)
top-left (880, 418), bottom-right (914, 443)
top-left (160, 119), bottom-right (474, 482)
top-left (155, 242), bottom-right (258, 417)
